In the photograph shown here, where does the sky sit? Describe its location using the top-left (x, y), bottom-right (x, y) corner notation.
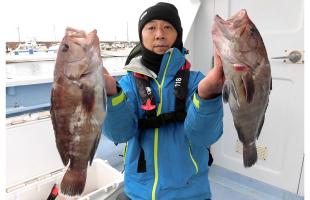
top-left (3, 0), bottom-right (172, 42)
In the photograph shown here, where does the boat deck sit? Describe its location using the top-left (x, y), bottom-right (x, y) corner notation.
top-left (96, 137), bottom-right (304, 200)
top-left (209, 166), bottom-right (303, 200)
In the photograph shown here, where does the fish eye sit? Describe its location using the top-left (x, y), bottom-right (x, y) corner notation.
top-left (62, 44), bottom-right (69, 52)
top-left (250, 27), bottom-right (256, 35)
top-left (80, 73), bottom-right (88, 79)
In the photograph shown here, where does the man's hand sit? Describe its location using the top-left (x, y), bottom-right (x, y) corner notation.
top-left (101, 67), bottom-right (118, 96)
top-left (198, 48), bottom-right (225, 99)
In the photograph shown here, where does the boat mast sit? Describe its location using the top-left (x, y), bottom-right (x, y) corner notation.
top-left (53, 24), bottom-right (56, 42)
top-left (126, 21), bottom-right (129, 42)
top-left (17, 25), bottom-right (20, 43)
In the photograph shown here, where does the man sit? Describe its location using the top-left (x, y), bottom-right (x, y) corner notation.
top-left (102, 2), bottom-right (224, 199)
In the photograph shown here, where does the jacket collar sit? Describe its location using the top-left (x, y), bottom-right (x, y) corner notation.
top-left (157, 48), bottom-right (185, 82)
top-left (124, 47), bottom-right (186, 81)
top-left (124, 56), bottom-right (158, 78)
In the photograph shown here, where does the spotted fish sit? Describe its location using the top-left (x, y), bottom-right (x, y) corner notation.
top-left (50, 27), bottom-right (106, 195)
top-left (212, 10), bottom-right (272, 167)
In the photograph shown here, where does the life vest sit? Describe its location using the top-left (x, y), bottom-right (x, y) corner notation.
top-left (134, 59), bottom-right (191, 130)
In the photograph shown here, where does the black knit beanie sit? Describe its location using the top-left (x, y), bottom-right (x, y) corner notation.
top-left (137, 2), bottom-right (183, 74)
top-left (138, 2), bottom-right (183, 51)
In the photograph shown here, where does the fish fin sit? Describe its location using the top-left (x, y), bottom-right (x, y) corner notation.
top-left (241, 72), bottom-right (255, 103)
top-left (89, 132), bottom-right (101, 166)
top-left (102, 87), bottom-right (107, 112)
top-left (50, 89), bottom-right (56, 131)
top-left (55, 137), bottom-right (70, 166)
top-left (230, 80), bottom-right (240, 107)
top-left (61, 168), bottom-right (87, 196)
top-left (56, 145), bottom-right (69, 166)
top-left (234, 121), bottom-right (257, 167)
top-left (50, 89), bottom-right (57, 129)
top-left (50, 88), bottom-right (69, 166)
top-left (234, 122), bottom-right (245, 144)
top-left (222, 81), bottom-right (230, 103)
top-left (223, 80), bottom-right (240, 106)
top-left (243, 142), bottom-right (258, 167)
top-left (82, 85), bottom-right (95, 113)
top-left (257, 98), bottom-right (269, 139)
top-left (256, 115), bottom-right (265, 139)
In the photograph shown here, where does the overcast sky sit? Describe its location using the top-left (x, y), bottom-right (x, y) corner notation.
top-left (3, 0), bottom-right (171, 42)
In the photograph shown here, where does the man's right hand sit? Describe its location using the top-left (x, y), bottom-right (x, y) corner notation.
top-left (197, 48), bottom-right (224, 99)
top-left (102, 67), bottom-right (118, 96)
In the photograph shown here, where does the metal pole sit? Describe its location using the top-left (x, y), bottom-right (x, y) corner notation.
top-left (17, 25), bottom-right (20, 43)
top-left (53, 24), bottom-right (56, 42)
top-left (126, 21), bottom-right (129, 42)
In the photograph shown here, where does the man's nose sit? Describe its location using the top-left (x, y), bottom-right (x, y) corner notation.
top-left (155, 28), bottom-right (165, 40)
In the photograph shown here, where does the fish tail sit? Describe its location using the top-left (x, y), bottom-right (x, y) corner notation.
top-left (243, 143), bottom-right (258, 167)
top-left (60, 168), bottom-right (87, 196)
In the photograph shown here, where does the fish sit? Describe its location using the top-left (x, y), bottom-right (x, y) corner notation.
top-left (212, 9), bottom-right (272, 167)
top-left (50, 27), bottom-right (107, 196)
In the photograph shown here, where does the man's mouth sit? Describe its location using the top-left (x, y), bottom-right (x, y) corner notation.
top-left (154, 45), bottom-right (169, 48)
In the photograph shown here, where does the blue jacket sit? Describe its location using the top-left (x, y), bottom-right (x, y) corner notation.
top-left (103, 48), bottom-right (223, 200)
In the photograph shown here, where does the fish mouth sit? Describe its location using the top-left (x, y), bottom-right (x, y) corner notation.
top-left (228, 9), bottom-right (248, 23)
top-left (213, 9), bottom-right (249, 38)
top-left (213, 16), bottom-right (233, 40)
top-left (214, 15), bottom-right (225, 23)
top-left (214, 10), bottom-right (248, 25)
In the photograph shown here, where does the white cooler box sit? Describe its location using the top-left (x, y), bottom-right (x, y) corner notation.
top-left (6, 112), bottom-right (124, 200)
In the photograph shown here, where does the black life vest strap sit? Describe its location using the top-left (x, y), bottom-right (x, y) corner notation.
top-left (174, 60), bottom-right (190, 114)
top-left (138, 111), bottom-right (187, 129)
top-left (137, 142), bottom-right (147, 173)
top-left (208, 148), bottom-right (213, 166)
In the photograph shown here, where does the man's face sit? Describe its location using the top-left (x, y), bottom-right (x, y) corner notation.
top-left (142, 20), bottom-right (177, 54)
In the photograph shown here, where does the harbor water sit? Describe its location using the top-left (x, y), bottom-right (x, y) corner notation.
top-left (6, 56), bottom-right (128, 80)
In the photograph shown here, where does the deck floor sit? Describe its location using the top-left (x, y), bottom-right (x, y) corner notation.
top-left (209, 166), bottom-right (303, 200)
top-left (96, 136), bottom-right (304, 200)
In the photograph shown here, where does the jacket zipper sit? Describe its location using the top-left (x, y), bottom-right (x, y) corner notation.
top-left (151, 49), bottom-right (173, 200)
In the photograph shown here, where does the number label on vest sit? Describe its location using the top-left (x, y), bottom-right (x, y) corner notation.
top-left (175, 77), bottom-right (182, 87)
